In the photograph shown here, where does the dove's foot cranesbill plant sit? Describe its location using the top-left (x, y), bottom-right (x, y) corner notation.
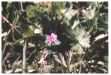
top-left (2, 2), bottom-right (108, 73)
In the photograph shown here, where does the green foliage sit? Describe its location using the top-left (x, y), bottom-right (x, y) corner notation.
top-left (23, 25), bottom-right (34, 38)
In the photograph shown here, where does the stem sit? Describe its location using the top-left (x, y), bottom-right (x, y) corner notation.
top-left (23, 40), bottom-right (27, 73)
top-left (20, 2), bottom-right (24, 12)
top-left (12, 56), bottom-right (21, 72)
top-left (2, 16), bottom-right (15, 28)
top-left (26, 49), bottom-right (36, 61)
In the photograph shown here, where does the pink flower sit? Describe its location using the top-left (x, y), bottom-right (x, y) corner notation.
top-left (45, 33), bottom-right (61, 46)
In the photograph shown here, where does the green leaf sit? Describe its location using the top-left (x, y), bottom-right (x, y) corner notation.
top-left (23, 25), bottom-right (34, 38)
